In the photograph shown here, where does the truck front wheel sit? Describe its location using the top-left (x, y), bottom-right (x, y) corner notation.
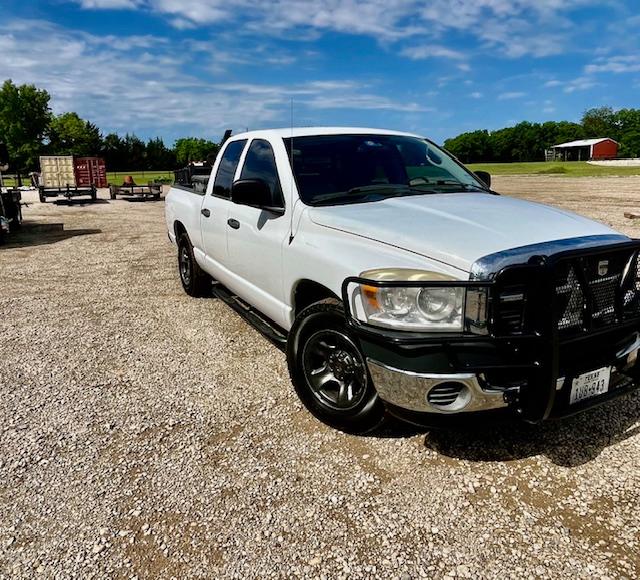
top-left (287, 298), bottom-right (385, 434)
top-left (177, 233), bottom-right (211, 297)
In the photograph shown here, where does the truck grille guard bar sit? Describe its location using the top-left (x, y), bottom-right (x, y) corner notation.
top-left (341, 239), bottom-right (640, 422)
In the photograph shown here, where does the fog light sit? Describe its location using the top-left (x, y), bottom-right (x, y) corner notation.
top-left (426, 382), bottom-right (471, 411)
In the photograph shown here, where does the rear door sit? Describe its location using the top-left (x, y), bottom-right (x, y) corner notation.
top-left (199, 139), bottom-right (247, 274)
top-left (225, 138), bottom-right (290, 325)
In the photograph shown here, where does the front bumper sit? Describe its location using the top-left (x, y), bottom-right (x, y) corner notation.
top-left (343, 239), bottom-right (640, 424)
top-left (367, 360), bottom-right (510, 414)
top-left (365, 349), bottom-right (639, 422)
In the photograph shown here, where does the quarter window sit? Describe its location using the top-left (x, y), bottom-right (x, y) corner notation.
top-left (212, 139), bottom-right (247, 198)
top-left (240, 139), bottom-right (284, 207)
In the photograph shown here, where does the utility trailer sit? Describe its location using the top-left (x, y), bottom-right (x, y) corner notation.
top-left (0, 188), bottom-right (23, 244)
top-left (109, 183), bottom-right (163, 200)
top-left (38, 184), bottom-right (97, 203)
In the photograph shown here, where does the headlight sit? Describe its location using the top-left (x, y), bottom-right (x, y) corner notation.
top-left (355, 269), bottom-right (466, 332)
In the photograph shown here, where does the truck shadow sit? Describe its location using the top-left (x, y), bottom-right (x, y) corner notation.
top-left (1, 223), bottom-right (102, 248)
top-left (53, 199), bottom-right (109, 206)
top-left (120, 196), bottom-right (163, 203)
top-left (418, 393), bottom-right (640, 467)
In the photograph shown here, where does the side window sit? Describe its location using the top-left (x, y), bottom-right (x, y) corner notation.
top-left (240, 139), bottom-right (284, 207)
top-left (212, 139), bottom-right (247, 198)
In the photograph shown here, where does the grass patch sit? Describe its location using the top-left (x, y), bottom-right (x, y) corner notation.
top-left (106, 171), bottom-right (174, 185)
top-left (2, 170), bottom-right (175, 188)
top-left (467, 161), bottom-right (640, 177)
top-left (536, 166), bottom-right (568, 175)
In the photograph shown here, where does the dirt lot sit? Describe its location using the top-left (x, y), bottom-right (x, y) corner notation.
top-left (2, 177), bottom-right (640, 579)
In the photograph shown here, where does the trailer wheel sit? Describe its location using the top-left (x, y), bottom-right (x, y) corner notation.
top-left (39, 191), bottom-right (46, 203)
top-left (109, 186), bottom-right (117, 200)
top-left (287, 298), bottom-right (385, 434)
top-left (177, 232), bottom-right (211, 297)
top-left (91, 187), bottom-right (97, 201)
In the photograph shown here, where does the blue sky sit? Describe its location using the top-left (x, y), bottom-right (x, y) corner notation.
top-left (2, 0), bottom-right (639, 145)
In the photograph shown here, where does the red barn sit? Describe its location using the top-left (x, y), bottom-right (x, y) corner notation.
top-left (550, 138), bottom-right (618, 161)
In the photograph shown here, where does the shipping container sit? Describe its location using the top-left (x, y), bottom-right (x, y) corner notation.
top-left (40, 155), bottom-right (76, 188)
top-left (74, 157), bottom-right (107, 188)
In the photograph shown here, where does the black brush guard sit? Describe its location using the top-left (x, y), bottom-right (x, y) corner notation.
top-left (341, 240), bottom-right (640, 423)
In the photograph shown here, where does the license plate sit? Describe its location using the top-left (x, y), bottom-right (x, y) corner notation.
top-left (570, 366), bottom-right (611, 405)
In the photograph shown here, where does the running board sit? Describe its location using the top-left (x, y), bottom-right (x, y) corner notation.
top-left (211, 282), bottom-right (287, 347)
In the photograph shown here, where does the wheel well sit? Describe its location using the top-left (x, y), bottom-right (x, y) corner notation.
top-left (293, 280), bottom-right (339, 315)
top-left (174, 221), bottom-right (187, 239)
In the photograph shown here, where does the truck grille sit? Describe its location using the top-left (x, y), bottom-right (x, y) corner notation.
top-left (554, 250), bottom-right (640, 335)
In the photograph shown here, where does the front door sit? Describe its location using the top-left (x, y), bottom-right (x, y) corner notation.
top-left (199, 139), bottom-right (247, 277)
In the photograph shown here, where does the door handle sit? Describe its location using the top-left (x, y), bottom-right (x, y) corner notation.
top-left (227, 218), bottom-right (240, 230)
top-left (201, 208), bottom-right (211, 218)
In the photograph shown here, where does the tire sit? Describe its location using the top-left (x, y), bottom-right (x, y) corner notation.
top-left (177, 232), bottom-right (211, 297)
top-left (91, 187), bottom-right (97, 201)
top-left (109, 186), bottom-right (117, 200)
top-left (39, 192), bottom-right (46, 203)
top-left (287, 298), bottom-right (385, 434)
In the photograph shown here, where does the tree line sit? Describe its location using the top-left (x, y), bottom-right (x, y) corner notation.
top-left (0, 79), bottom-right (221, 174)
top-left (444, 107), bottom-right (640, 164)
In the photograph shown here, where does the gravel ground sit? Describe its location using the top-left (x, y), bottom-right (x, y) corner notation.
top-left (1, 178), bottom-right (640, 579)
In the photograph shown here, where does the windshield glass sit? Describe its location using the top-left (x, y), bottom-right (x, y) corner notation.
top-left (284, 134), bottom-right (487, 206)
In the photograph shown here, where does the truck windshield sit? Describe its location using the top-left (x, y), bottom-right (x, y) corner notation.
top-left (283, 134), bottom-right (488, 206)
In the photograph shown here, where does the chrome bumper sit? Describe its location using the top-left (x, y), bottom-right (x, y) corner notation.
top-left (367, 359), bottom-right (511, 414)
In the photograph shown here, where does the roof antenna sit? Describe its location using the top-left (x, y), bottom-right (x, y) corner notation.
top-left (288, 98), bottom-right (296, 244)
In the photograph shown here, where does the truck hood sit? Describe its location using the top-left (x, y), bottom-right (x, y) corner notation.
top-left (308, 193), bottom-right (624, 273)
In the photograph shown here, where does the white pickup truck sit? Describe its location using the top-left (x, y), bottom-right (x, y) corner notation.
top-left (165, 127), bottom-right (640, 432)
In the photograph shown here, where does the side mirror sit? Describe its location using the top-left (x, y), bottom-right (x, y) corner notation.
top-left (231, 179), bottom-right (284, 214)
top-left (474, 170), bottom-right (491, 189)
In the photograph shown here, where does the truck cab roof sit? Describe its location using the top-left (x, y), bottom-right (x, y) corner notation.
top-left (228, 127), bottom-right (423, 141)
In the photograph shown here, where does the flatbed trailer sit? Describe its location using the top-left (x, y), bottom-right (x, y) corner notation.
top-left (109, 183), bottom-right (162, 200)
top-left (39, 185), bottom-right (97, 203)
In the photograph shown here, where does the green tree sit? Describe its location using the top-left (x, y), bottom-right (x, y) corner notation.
top-left (620, 130), bottom-right (640, 158)
top-left (101, 133), bottom-right (126, 171)
top-left (146, 137), bottom-right (176, 169)
top-left (0, 79), bottom-right (51, 172)
top-left (581, 107), bottom-right (620, 140)
top-left (48, 112), bottom-right (102, 156)
top-left (444, 130), bottom-right (492, 163)
top-left (123, 134), bottom-right (146, 169)
top-left (174, 137), bottom-right (219, 166)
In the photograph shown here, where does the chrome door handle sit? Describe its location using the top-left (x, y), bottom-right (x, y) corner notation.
top-left (201, 208), bottom-right (211, 217)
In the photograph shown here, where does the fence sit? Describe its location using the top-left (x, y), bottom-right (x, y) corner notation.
top-left (0, 170), bottom-right (175, 188)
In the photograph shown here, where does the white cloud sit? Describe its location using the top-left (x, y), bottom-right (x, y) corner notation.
top-left (400, 45), bottom-right (465, 60)
top-left (70, 0), bottom-right (606, 59)
top-left (585, 55), bottom-right (640, 74)
top-left (563, 76), bottom-right (597, 93)
top-left (470, 92), bottom-right (483, 99)
top-left (0, 19), bottom-right (423, 140)
top-left (498, 91), bottom-right (526, 100)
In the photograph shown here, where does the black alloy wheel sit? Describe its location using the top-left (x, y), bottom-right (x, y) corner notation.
top-left (287, 298), bottom-right (385, 433)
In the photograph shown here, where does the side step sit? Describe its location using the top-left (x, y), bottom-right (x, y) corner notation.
top-left (211, 282), bottom-right (287, 348)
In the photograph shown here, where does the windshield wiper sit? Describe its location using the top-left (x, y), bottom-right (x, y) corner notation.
top-left (312, 184), bottom-right (410, 204)
top-left (409, 180), bottom-right (489, 192)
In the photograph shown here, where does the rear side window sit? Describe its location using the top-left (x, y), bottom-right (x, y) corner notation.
top-left (212, 139), bottom-right (247, 198)
top-left (240, 139), bottom-right (284, 207)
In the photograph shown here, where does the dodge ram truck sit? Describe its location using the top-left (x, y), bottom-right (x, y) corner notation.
top-left (165, 127), bottom-right (640, 433)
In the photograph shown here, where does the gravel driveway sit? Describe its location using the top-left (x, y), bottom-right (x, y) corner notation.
top-left (1, 178), bottom-right (640, 579)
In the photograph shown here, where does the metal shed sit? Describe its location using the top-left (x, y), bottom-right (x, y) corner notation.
top-left (546, 138), bottom-right (619, 161)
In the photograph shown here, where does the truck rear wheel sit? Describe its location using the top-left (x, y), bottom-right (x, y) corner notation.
top-left (177, 233), bottom-right (211, 297)
top-left (287, 298), bottom-right (385, 434)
